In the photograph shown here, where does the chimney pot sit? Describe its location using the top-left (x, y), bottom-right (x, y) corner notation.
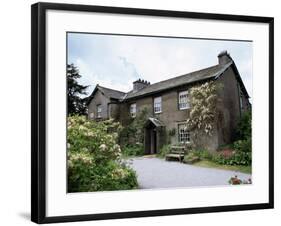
top-left (218, 50), bottom-right (232, 65)
top-left (133, 78), bottom-right (150, 92)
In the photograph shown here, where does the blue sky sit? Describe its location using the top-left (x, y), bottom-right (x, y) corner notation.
top-left (67, 33), bottom-right (253, 99)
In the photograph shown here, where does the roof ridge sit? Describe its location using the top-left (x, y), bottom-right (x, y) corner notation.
top-left (98, 85), bottom-right (126, 94)
top-left (147, 64), bottom-right (221, 87)
top-left (124, 62), bottom-right (232, 100)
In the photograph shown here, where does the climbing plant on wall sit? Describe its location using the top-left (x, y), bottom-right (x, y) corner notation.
top-left (119, 108), bottom-right (150, 148)
top-left (187, 81), bottom-right (222, 136)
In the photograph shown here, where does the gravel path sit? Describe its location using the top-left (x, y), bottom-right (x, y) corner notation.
top-left (127, 157), bottom-right (251, 189)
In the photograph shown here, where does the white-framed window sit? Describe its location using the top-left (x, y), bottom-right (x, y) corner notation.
top-left (89, 112), bottom-right (95, 119)
top-left (97, 105), bottom-right (102, 118)
top-left (178, 123), bottom-right (191, 143)
top-left (154, 97), bottom-right (162, 113)
top-left (179, 90), bottom-right (189, 110)
top-left (130, 103), bottom-right (137, 118)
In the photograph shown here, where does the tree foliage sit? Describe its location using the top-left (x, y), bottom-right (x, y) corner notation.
top-left (67, 64), bottom-right (88, 115)
top-left (187, 81), bottom-right (221, 136)
top-left (235, 110), bottom-right (252, 140)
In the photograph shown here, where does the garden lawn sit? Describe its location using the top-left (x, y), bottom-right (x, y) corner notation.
top-left (193, 160), bottom-right (251, 174)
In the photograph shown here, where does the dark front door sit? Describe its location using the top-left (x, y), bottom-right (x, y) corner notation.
top-left (144, 124), bottom-right (157, 155)
top-left (150, 129), bottom-right (157, 154)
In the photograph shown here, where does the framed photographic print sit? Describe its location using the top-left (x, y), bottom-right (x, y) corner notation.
top-left (31, 2), bottom-right (274, 224)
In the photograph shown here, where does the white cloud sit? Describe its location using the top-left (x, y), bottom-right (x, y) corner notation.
top-left (106, 37), bottom-right (204, 85)
top-left (75, 57), bottom-right (133, 93)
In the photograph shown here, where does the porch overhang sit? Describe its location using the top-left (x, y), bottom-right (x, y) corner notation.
top-left (144, 117), bottom-right (165, 128)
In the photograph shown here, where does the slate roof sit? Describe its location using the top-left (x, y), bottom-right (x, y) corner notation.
top-left (86, 59), bottom-right (250, 105)
top-left (125, 61), bottom-right (232, 100)
top-left (86, 85), bottom-right (126, 104)
top-left (97, 85), bottom-right (126, 100)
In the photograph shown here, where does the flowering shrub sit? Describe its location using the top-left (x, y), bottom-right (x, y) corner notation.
top-left (68, 116), bottom-right (122, 161)
top-left (219, 149), bottom-right (235, 159)
top-left (228, 175), bottom-right (252, 185)
top-left (214, 111), bottom-right (252, 166)
top-left (213, 151), bottom-right (251, 166)
top-left (213, 144), bottom-right (251, 166)
top-left (187, 81), bottom-right (222, 136)
top-left (67, 115), bottom-right (138, 192)
top-left (190, 147), bottom-right (251, 166)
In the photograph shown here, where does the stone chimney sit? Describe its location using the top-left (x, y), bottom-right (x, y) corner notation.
top-left (218, 50), bottom-right (232, 65)
top-left (133, 79), bottom-right (150, 92)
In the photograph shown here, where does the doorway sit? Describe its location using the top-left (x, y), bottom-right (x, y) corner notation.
top-left (144, 118), bottom-right (165, 155)
top-left (145, 124), bottom-right (157, 154)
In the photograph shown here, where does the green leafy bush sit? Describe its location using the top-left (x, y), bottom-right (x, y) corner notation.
top-left (68, 155), bottom-right (138, 192)
top-left (67, 115), bottom-right (138, 192)
top-left (233, 139), bottom-right (251, 154)
top-left (192, 149), bottom-right (213, 160)
top-left (183, 152), bottom-right (200, 164)
top-left (213, 111), bottom-right (252, 166)
top-left (122, 144), bottom-right (144, 157)
top-left (212, 147), bottom-right (251, 166)
top-left (157, 144), bottom-right (171, 158)
top-left (235, 111), bottom-right (251, 140)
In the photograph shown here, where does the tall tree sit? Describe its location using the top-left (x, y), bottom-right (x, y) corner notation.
top-left (67, 63), bottom-right (88, 115)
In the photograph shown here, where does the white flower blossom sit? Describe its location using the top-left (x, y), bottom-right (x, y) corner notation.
top-left (99, 144), bottom-right (107, 151)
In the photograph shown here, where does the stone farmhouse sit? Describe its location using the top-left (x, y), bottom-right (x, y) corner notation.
top-left (87, 51), bottom-right (251, 154)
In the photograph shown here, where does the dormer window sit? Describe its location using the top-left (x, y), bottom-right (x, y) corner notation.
top-left (97, 105), bottom-right (102, 118)
top-left (179, 91), bottom-right (189, 110)
top-left (130, 103), bottom-right (136, 118)
top-left (154, 97), bottom-right (162, 113)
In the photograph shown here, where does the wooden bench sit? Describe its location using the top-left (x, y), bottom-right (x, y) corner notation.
top-left (165, 146), bottom-right (186, 162)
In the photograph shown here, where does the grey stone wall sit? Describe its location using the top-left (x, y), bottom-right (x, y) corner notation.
top-left (155, 88), bottom-right (189, 144)
top-left (87, 90), bottom-right (111, 120)
top-left (108, 103), bottom-right (120, 120)
top-left (216, 66), bottom-right (249, 146)
top-left (88, 90), bottom-right (121, 120)
top-left (122, 87), bottom-right (191, 147)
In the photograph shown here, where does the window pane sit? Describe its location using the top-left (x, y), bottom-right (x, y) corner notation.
top-left (154, 97), bottom-right (162, 113)
top-left (97, 105), bottom-right (102, 118)
top-left (130, 103), bottom-right (136, 117)
top-left (178, 124), bottom-right (190, 143)
top-left (179, 91), bottom-right (189, 110)
top-left (89, 112), bottom-right (94, 119)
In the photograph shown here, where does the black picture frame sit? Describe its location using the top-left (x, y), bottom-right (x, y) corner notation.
top-left (31, 2), bottom-right (274, 224)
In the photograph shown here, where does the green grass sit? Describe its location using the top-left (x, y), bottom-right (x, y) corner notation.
top-left (193, 160), bottom-right (252, 174)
